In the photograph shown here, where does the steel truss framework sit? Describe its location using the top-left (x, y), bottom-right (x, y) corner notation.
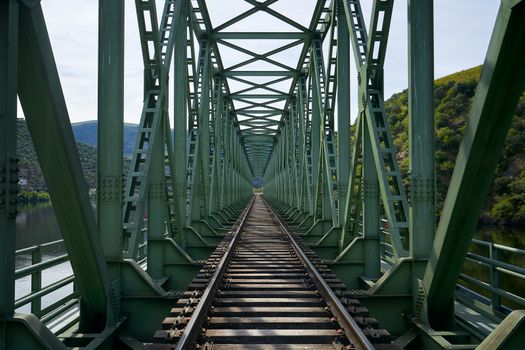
top-left (1, 0), bottom-right (525, 349)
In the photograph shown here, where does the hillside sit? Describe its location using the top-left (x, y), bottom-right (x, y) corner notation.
top-left (18, 119), bottom-right (98, 191)
top-left (385, 66), bottom-right (525, 224)
top-left (18, 120), bottom-right (130, 194)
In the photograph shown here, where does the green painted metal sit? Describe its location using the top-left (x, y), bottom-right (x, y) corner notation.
top-left (0, 0), bottom-right (18, 320)
top-left (362, 117), bottom-right (381, 279)
top-left (408, 0), bottom-right (435, 264)
top-left (337, 0), bottom-right (350, 230)
top-left (17, 2), bottom-right (110, 331)
top-left (173, 0), bottom-right (188, 247)
top-left (97, 0), bottom-right (125, 313)
top-left (423, 0), bottom-right (525, 330)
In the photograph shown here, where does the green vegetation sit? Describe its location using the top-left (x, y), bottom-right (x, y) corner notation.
top-left (18, 190), bottom-right (51, 204)
top-left (17, 119), bottom-right (98, 192)
top-left (385, 66), bottom-right (525, 224)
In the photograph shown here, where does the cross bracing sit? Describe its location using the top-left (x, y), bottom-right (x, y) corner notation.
top-left (199, 0), bottom-right (329, 179)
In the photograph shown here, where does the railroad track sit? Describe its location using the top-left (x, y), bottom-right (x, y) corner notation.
top-left (147, 195), bottom-right (398, 349)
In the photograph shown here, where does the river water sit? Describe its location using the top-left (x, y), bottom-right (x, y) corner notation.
top-left (14, 203), bottom-right (525, 313)
top-left (15, 204), bottom-right (73, 313)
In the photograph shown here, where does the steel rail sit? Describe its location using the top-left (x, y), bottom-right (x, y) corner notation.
top-left (174, 196), bottom-right (256, 350)
top-left (263, 197), bottom-right (375, 350)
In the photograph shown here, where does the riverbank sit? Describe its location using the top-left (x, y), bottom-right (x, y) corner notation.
top-left (18, 190), bottom-right (50, 205)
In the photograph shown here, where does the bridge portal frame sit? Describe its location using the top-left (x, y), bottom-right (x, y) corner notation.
top-left (2, 0), bottom-right (525, 349)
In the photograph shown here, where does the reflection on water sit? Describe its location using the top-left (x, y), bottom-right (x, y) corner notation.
top-left (462, 226), bottom-right (525, 311)
top-left (16, 203), bottom-right (62, 251)
top-left (15, 204), bottom-right (525, 314)
top-left (15, 203), bottom-right (73, 314)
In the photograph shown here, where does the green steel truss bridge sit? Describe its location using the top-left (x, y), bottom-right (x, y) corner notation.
top-left (1, 0), bottom-right (525, 349)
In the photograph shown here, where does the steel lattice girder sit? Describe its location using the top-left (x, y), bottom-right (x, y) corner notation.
top-left (189, 0), bottom-right (333, 179)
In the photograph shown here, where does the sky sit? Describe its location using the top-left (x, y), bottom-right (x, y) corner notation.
top-left (31, 0), bottom-right (501, 125)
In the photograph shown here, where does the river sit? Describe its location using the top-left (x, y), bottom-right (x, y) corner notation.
top-left (15, 204), bottom-right (73, 314)
top-left (14, 203), bottom-right (525, 313)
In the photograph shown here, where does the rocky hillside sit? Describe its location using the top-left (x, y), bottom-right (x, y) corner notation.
top-left (385, 66), bottom-right (525, 224)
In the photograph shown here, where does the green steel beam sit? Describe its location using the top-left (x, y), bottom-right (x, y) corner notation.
top-left (363, 117), bottom-right (381, 278)
top-left (342, 0), bottom-right (367, 67)
top-left (213, 0), bottom-right (279, 32)
top-left (236, 107), bottom-right (284, 114)
top-left (217, 40), bottom-right (303, 71)
top-left (97, 0), bottom-right (125, 298)
top-left (228, 75), bottom-right (291, 95)
top-left (0, 0), bottom-right (18, 320)
top-left (17, 2), bottom-right (110, 330)
top-left (238, 120), bottom-right (280, 126)
top-left (237, 111), bottom-right (282, 117)
top-left (218, 38), bottom-right (303, 71)
top-left (408, 0), bottom-right (434, 264)
top-left (211, 32), bottom-right (310, 40)
top-left (174, 0), bottom-right (188, 245)
top-left (423, 0), bottom-right (525, 330)
top-left (231, 94), bottom-right (289, 99)
top-left (310, 55), bottom-right (322, 220)
top-left (123, 0), bottom-right (172, 259)
top-left (190, 41), bottom-right (211, 222)
top-left (222, 71), bottom-right (299, 77)
top-left (244, 0), bottom-right (308, 32)
top-left (208, 85), bottom-right (224, 215)
top-left (233, 95), bottom-right (289, 106)
top-left (147, 108), bottom-right (165, 279)
top-left (337, 0), bottom-right (351, 228)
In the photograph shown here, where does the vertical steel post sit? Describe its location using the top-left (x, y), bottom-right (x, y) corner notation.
top-left (489, 244), bottom-right (501, 309)
top-left (408, 0), bottom-right (435, 267)
top-left (311, 68), bottom-right (321, 219)
top-left (208, 79), bottom-right (223, 216)
top-left (97, 0), bottom-right (125, 285)
top-left (174, 0), bottom-right (187, 245)
top-left (297, 79), bottom-right (307, 212)
top-left (31, 249), bottom-right (42, 314)
top-left (337, 0), bottom-right (351, 228)
top-left (0, 0), bottom-right (18, 319)
top-left (363, 119), bottom-right (381, 278)
top-left (147, 111), bottom-right (165, 279)
top-left (192, 43), bottom-right (210, 222)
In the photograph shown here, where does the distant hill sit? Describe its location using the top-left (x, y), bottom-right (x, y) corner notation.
top-left (385, 66), bottom-right (525, 224)
top-left (18, 119), bottom-right (131, 192)
top-left (72, 121), bottom-right (175, 157)
top-left (18, 119), bottom-right (98, 190)
top-left (72, 121), bottom-right (139, 157)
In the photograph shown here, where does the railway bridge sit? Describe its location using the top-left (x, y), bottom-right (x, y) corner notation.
top-left (1, 0), bottom-right (525, 349)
